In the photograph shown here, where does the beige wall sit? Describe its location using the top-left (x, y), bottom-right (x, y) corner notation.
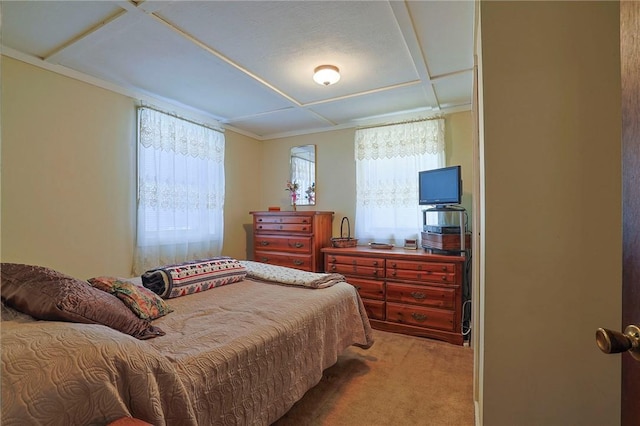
top-left (1, 56), bottom-right (263, 278)
top-left (1, 56), bottom-right (473, 274)
top-left (222, 129), bottom-right (264, 260)
top-left (2, 57), bottom-right (137, 278)
top-left (261, 113), bottom-right (474, 238)
top-left (479, 1), bottom-right (621, 424)
top-left (446, 112), bottom-right (474, 216)
top-left (259, 128), bottom-right (356, 238)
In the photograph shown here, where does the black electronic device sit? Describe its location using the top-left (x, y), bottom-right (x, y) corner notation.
top-left (418, 165), bottom-right (462, 207)
top-left (424, 224), bottom-right (462, 234)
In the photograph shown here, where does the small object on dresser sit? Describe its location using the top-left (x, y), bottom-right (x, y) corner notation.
top-left (331, 216), bottom-right (358, 248)
top-left (404, 239), bottom-right (418, 250)
top-left (268, 206), bottom-right (281, 211)
top-left (369, 242), bottom-right (394, 250)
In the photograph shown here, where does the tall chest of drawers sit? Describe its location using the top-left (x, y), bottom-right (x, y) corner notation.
top-left (250, 211), bottom-right (334, 272)
top-left (322, 246), bottom-right (467, 345)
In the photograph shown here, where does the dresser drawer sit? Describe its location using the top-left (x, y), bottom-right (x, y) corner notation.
top-left (252, 211), bottom-right (334, 273)
top-left (386, 267), bottom-right (456, 284)
top-left (326, 263), bottom-right (383, 279)
top-left (387, 302), bottom-right (455, 331)
top-left (345, 276), bottom-right (385, 300)
top-left (254, 215), bottom-right (312, 225)
top-left (386, 283), bottom-right (455, 309)
top-left (363, 299), bottom-right (385, 321)
top-left (325, 254), bottom-right (384, 268)
top-left (387, 259), bottom-right (454, 273)
top-left (254, 251), bottom-right (312, 271)
top-left (254, 235), bottom-right (312, 253)
top-left (255, 223), bottom-right (312, 233)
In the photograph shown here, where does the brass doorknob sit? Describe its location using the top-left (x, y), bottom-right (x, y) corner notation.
top-left (595, 325), bottom-right (640, 361)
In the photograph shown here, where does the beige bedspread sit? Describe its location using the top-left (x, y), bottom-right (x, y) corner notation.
top-left (1, 277), bottom-right (373, 426)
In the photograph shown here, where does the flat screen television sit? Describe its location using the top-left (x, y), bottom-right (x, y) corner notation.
top-left (418, 165), bottom-right (462, 207)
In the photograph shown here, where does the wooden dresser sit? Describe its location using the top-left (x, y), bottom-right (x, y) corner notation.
top-left (322, 246), bottom-right (467, 345)
top-left (250, 211), bottom-right (334, 272)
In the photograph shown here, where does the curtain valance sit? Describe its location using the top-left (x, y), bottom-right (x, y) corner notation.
top-left (355, 118), bottom-right (445, 160)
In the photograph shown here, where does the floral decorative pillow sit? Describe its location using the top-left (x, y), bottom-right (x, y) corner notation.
top-left (88, 277), bottom-right (173, 320)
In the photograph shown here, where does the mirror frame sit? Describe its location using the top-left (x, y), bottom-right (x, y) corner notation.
top-left (289, 145), bottom-right (316, 206)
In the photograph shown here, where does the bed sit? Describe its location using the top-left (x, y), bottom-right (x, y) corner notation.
top-left (1, 259), bottom-right (373, 426)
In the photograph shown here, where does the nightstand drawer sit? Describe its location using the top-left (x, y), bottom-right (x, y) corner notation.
top-left (386, 283), bottom-right (455, 309)
top-left (254, 235), bottom-right (312, 253)
top-left (387, 302), bottom-right (455, 331)
top-left (346, 277), bottom-right (385, 300)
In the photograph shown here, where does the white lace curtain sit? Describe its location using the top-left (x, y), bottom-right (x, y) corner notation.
top-left (354, 119), bottom-right (445, 245)
top-left (133, 107), bottom-right (225, 274)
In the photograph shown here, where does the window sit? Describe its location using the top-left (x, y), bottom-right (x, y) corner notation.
top-left (133, 107), bottom-right (225, 274)
top-left (354, 119), bottom-right (445, 245)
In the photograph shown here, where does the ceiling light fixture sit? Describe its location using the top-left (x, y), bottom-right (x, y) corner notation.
top-left (313, 65), bottom-right (340, 86)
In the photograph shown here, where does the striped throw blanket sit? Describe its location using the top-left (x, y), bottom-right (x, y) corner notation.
top-left (142, 257), bottom-right (247, 299)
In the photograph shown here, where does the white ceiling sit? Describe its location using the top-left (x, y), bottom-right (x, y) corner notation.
top-left (1, 1), bottom-right (475, 140)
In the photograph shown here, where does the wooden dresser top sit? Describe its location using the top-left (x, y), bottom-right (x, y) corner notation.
top-left (322, 245), bottom-right (466, 263)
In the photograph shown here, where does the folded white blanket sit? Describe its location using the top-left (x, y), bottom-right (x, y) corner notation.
top-left (240, 261), bottom-right (345, 289)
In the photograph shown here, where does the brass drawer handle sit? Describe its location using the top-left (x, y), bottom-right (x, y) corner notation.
top-left (293, 242), bottom-right (304, 248)
top-left (390, 262), bottom-right (396, 268)
top-left (330, 265), bottom-right (337, 271)
top-left (411, 313), bottom-right (427, 322)
top-left (373, 261), bottom-right (379, 266)
top-left (260, 241), bottom-right (269, 246)
top-left (301, 227), bottom-right (308, 231)
top-left (329, 257), bottom-right (336, 263)
top-left (261, 257), bottom-right (269, 262)
top-left (293, 260), bottom-right (303, 266)
top-left (410, 292), bottom-right (426, 300)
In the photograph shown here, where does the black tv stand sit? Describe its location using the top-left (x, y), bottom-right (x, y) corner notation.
top-left (429, 204), bottom-right (466, 211)
top-left (422, 205), bottom-right (468, 252)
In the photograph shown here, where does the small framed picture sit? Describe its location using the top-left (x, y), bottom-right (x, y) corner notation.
top-left (404, 238), bottom-right (418, 250)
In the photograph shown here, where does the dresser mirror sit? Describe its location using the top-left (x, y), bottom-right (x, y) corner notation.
top-left (289, 144), bottom-right (316, 205)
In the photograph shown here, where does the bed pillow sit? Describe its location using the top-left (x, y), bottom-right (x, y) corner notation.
top-left (142, 256), bottom-right (247, 299)
top-left (0, 263), bottom-right (165, 340)
top-left (88, 276), bottom-right (174, 320)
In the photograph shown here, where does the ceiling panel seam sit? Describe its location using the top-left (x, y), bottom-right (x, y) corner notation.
top-left (388, 1), bottom-right (439, 109)
top-left (43, 8), bottom-right (128, 62)
top-left (148, 11), bottom-right (306, 109)
top-left (301, 80), bottom-right (422, 108)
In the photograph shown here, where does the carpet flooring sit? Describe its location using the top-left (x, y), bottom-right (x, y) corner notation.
top-left (272, 329), bottom-right (474, 426)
